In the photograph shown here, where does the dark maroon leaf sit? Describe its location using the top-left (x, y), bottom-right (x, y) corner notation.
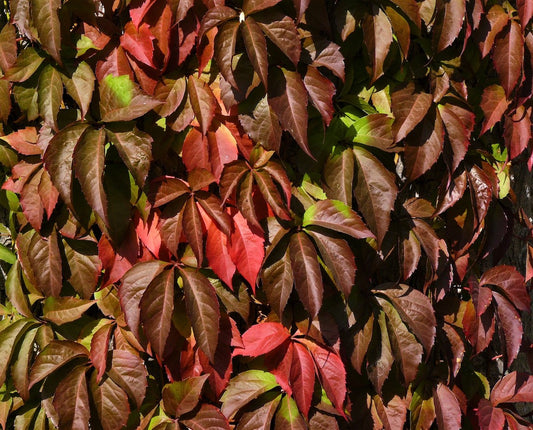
top-left (493, 292), bottom-right (522, 366)
top-left (493, 21), bottom-right (524, 97)
top-left (241, 17), bottom-right (269, 90)
top-left (362, 6), bottom-right (393, 83)
top-left (256, 13), bottom-right (301, 65)
top-left (480, 266), bottom-right (530, 312)
top-left (214, 21), bottom-right (240, 88)
top-left (261, 244), bottom-right (293, 317)
top-left (391, 85), bottom-right (433, 143)
top-left (304, 66), bottom-right (335, 126)
top-left (242, 0), bottom-right (282, 15)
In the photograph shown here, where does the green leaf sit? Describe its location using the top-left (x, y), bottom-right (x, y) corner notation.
top-left (31, 0), bottom-right (62, 63)
top-left (180, 268), bottom-right (220, 363)
top-left (4, 48), bottom-right (44, 82)
top-left (37, 65), bottom-right (63, 131)
top-left (274, 395), bottom-right (306, 429)
top-left (221, 370), bottom-right (279, 419)
top-left (0, 319), bottom-right (36, 387)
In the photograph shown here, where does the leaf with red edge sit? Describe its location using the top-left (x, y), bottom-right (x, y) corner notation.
top-left (491, 372), bottom-right (533, 405)
top-left (140, 267), bottom-right (175, 358)
top-left (462, 301), bottom-right (496, 354)
top-left (188, 75), bottom-right (217, 135)
top-left (180, 268), bottom-right (220, 363)
top-left (480, 266), bottom-right (530, 311)
top-left (2, 127), bottom-right (40, 155)
top-left (269, 67), bottom-right (310, 157)
top-left (436, 0), bottom-right (466, 52)
top-left (73, 126), bottom-right (108, 225)
top-left (363, 6), bottom-right (393, 83)
top-left (493, 21), bottom-right (524, 97)
top-left (353, 146), bottom-right (397, 246)
top-left (29, 340), bottom-right (89, 388)
top-left (256, 12), bottom-right (301, 65)
top-left (391, 85), bottom-right (433, 143)
top-left (0, 23), bottom-right (17, 73)
top-left (38, 169), bottom-right (59, 218)
top-left (300, 339), bottom-right (346, 416)
top-left (311, 40), bottom-right (345, 81)
top-left (162, 375), bottom-right (209, 418)
top-left (477, 399), bottom-right (505, 430)
top-left (32, 0), bottom-right (62, 64)
top-left (480, 85), bottom-right (509, 135)
top-left (289, 232), bottom-right (323, 318)
top-left (241, 16), bottom-right (269, 90)
top-left (304, 66), bottom-right (335, 126)
top-left (493, 292), bottom-right (522, 366)
top-left (206, 221), bottom-right (236, 287)
top-left (119, 260), bottom-right (168, 340)
top-left (230, 210), bottom-right (264, 289)
top-left (434, 383), bottom-right (462, 430)
top-left (90, 322), bottom-right (113, 383)
top-left (504, 106), bottom-right (531, 160)
top-left (412, 219), bottom-right (440, 271)
top-left (52, 365), bottom-right (90, 430)
top-left (291, 342), bottom-right (315, 418)
top-left (220, 161), bottom-right (248, 202)
top-left (181, 404), bottom-right (230, 430)
top-left (183, 198), bottom-right (205, 265)
top-left (238, 322), bottom-right (290, 357)
top-left (198, 6), bottom-right (238, 42)
top-left (89, 372), bottom-right (130, 430)
top-left (121, 22), bottom-right (155, 68)
top-left (442, 323), bottom-right (465, 378)
top-left (479, 6), bottom-right (509, 58)
top-left (28, 229), bottom-right (62, 297)
top-left (20, 168), bottom-right (44, 230)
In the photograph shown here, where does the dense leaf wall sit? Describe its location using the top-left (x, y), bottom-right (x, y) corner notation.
top-left (0, 0), bottom-right (532, 428)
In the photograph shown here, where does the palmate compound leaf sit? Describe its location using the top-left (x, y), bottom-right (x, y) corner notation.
top-left (353, 146), bottom-right (397, 246)
top-left (220, 370), bottom-right (279, 419)
top-left (52, 365), bottom-right (90, 430)
top-left (162, 375), bottom-right (209, 418)
top-left (180, 268), bottom-right (220, 364)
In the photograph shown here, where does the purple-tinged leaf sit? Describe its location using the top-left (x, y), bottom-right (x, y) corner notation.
top-left (504, 106), bottom-right (531, 160)
top-left (477, 399), bottom-right (505, 430)
top-left (480, 266), bottom-right (530, 311)
top-left (517, 0), bottom-right (533, 28)
top-left (438, 104), bottom-right (470, 173)
top-left (491, 372), bottom-right (533, 405)
top-left (310, 40), bottom-right (345, 81)
top-left (324, 148), bottom-right (354, 206)
top-left (269, 67), bottom-right (310, 156)
top-left (412, 219), bottom-right (440, 271)
top-left (372, 394), bottom-right (407, 430)
top-left (434, 383), bottom-right (462, 430)
top-left (107, 350), bottom-right (147, 408)
top-left (183, 198), bottom-right (205, 265)
top-left (480, 85), bottom-right (509, 135)
top-left (479, 6), bottom-right (508, 58)
top-left (29, 341), bottom-right (89, 388)
top-left (304, 66), bottom-right (335, 126)
top-left (119, 260), bottom-right (168, 340)
top-left (236, 392), bottom-right (281, 430)
top-left (442, 323), bottom-right (465, 377)
top-left (362, 6), bottom-right (393, 83)
top-left (181, 404), bottom-right (230, 430)
top-left (493, 21), bottom-right (524, 97)
top-left (180, 268), bottom-right (220, 363)
top-left (221, 370), bottom-right (278, 419)
top-left (140, 268), bottom-right (175, 358)
top-left (435, 170), bottom-right (467, 215)
top-left (391, 85), bottom-right (433, 143)
top-left (289, 232), bottom-right (323, 318)
top-left (401, 231), bottom-right (421, 280)
top-left (353, 146), bottom-right (397, 246)
top-left (467, 165), bottom-right (492, 227)
top-left (89, 372), bottom-right (129, 430)
top-left (53, 365), bottom-right (89, 430)
top-left (162, 375), bottom-right (209, 418)
top-left (188, 75), bottom-right (217, 135)
top-left (256, 13), bottom-right (301, 65)
top-left (73, 126), bottom-right (108, 224)
top-left (31, 0), bottom-right (62, 63)
top-left (214, 21), bottom-right (240, 88)
top-left (28, 229), bottom-right (62, 297)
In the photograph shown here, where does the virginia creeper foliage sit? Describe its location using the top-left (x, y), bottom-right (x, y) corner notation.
top-left (0, 0), bottom-right (532, 428)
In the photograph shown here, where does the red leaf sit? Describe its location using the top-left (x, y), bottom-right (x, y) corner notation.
top-left (517, 0), bottom-right (533, 28)
top-left (239, 96), bottom-right (282, 151)
top-left (238, 322), bottom-right (290, 357)
top-left (479, 6), bottom-right (508, 58)
top-left (467, 165), bottom-right (493, 227)
top-left (373, 395), bottom-right (407, 430)
top-left (53, 365), bottom-right (90, 430)
top-left (304, 66), bottom-right (335, 126)
top-left (183, 198), bottom-right (206, 265)
top-left (504, 106), bottom-right (531, 160)
top-left (121, 22), bottom-right (155, 68)
top-left (241, 17), bottom-right (269, 90)
top-left (90, 322), bottom-right (113, 383)
top-left (206, 221), bottom-right (236, 287)
top-left (477, 399), bottom-right (505, 430)
top-left (1, 127), bottom-right (40, 155)
top-left (493, 292), bottom-right (523, 366)
top-left (229, 210), bottom-right (264, 290)
top-left (188, 76), bottom-right (217, 135)
top-left (89, 371), bottom-right (130, 430)
top-left (480, 85), bottom-right (509, 135)
top-left (20, 169), bottom-right (44, 231)
top-left (291, 342), bottom-right (315, 418)
top-left (480, 266), bottom-right (530, 311)
top-left (362, 6), bottom-right (393, 83)
top-left (438, 104), bottom-right (471, 173)
top-left (256, 12), bottom-right (301, 65)
top-left (437, 0), bottom-right (466, 52)
top-left (207, 121), bottom-right (239, 180)
top-left (311, 41), bottom-right (345, 81)
top-left (491, 372), bottom-right (533, 405)
top-left (493, 21), bottom-right (524, 97)
top-left (434, 384), bottom-right (462, 430)
top-left (391, 85), bottom-right (433, 143)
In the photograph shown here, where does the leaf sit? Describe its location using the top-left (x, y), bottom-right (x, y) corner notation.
top-left (28, 229), bottom-right (63, 297)
top-left (31, 0), bottom-right (61, 63)
top-left (180, 268), bottom-right (220, 363)
top-left (252, 170), bottom-right (291, 220)
top-left (467, 165), bottom-right (492, 227)
top-left (198, 6), bottom-right (238, 42)
top-left (353, 146), bottom-right (397, 246)
top-left (434, 383), bottom-right (462, 430)
top-left (187, 75), bottom-right (217, 135)
top-left (491, 372), bottom-right (533, 405)
top-left (238, 322), bottom-right (290, 357)
top-left (43, 122), bottom-right (90, 209)
top-left (0, 319), bottom-right (36, 387)
top-left (306, 229), bottom-right (355, 298)
top-left (363, 6), bottom-right (393, 83)
top-left (90, 323), bottom-right (113, 383)
top-left (6, 262), bottom-right (32, 317)
top-left (504, 106), bottom-right (531, 160)
top-left (480, 266), bottom-right (530, 312)
top-left (119, 260), bottom-right (168, 339)
top-left (221, 370), bottom-right (278, 419)
top-left (304, 66), bottom-right (335, 126)
top-left (239, 96), bottom-right (282, 151)
top-left (42, 297), bottom-right (94, 325)
top-left (368, 311), bottom-right (394, 395)
top-left (183, 197), bottom-right (205, 265)
top-left (61, 62), bottom-right (94, 120)
top-left (52, 365), bottom-right (90, 430)
top-left (261, 244), bottom-right (293, 317)
top-left (269, 67), bottom-right (310, 157)
top-left (436, 0), bottom-right (465, 52)
top-left (0, 23), bottom-right (17, 73)
top-left (162, 375), bottom-right (209, 418)
top-left (256, 13), bottom-right (301, 65)
top-left (275, 395), bottom-right (307, 429)
top-left (214, 21), bottom-right (240, 88)
top-left (11, 326), bottom-right (38, 401)
top-left (373, 395), bottom-right (407, 430)
top-left (351, 314), bottom-right (374, 374)
top-left (140, 267), bottom-right (175, 358)
top-left (154, 77), bottom-right (187, 117)
top-left (236, 392), bottom-right (282, 430)
top-left (479, 6), bottom-right (509, 58)
top-left (241, 16), bottom-right (269, 91)
top-left (106, 124), bottom-right (153, 187)
top-left (311, 40), bottom-right (345, 81)
top-left (291, 342), bottom-right (315, 418)
top-left (230, 210), bottom-right (265, 289)
top-left (243, 0), bottom-right (282, 15)
top-left (492, 21), bottom-right (523, 97)
top-left (493, 292), bottom-right (522, 366)
top-left (180, 404), bottom-right (230, 430)
top-left (517, 0), bottom-right (533, 28)
top-left (4, 47), bottom-right (44, 82)
top-left (477, 399), bottom-right (505, 430)
top-left (99, 74), bottom-right (161, 122)
top-left (107, 350), bottom-right (147, 408)
top-left (324, 148), bottom-right (354, 206)
top-left (391, 85), bottom-right (433, 143)
top-left (289, 232), bottom-right (323, 318)
top-left (64, 238), bottom-right (101, 299)
top-left (38, 169), bottom-right (59, 218)
top-left (29, 340), bottom-right (89, 388)
top-left (206, 122), bottom-right (239, 181)
top-left (37, 65), bottom-right (62, 131)
top-left (150, 177), bottom-right (190, 207)
top-left (480, 85), bottom-right (509, 135)
top-left (206, 221), bottom-right (236, 287)
top-left (353, 114), bottom-right (394, 151)
top-left (89, 372), bottom-right (130, 430)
